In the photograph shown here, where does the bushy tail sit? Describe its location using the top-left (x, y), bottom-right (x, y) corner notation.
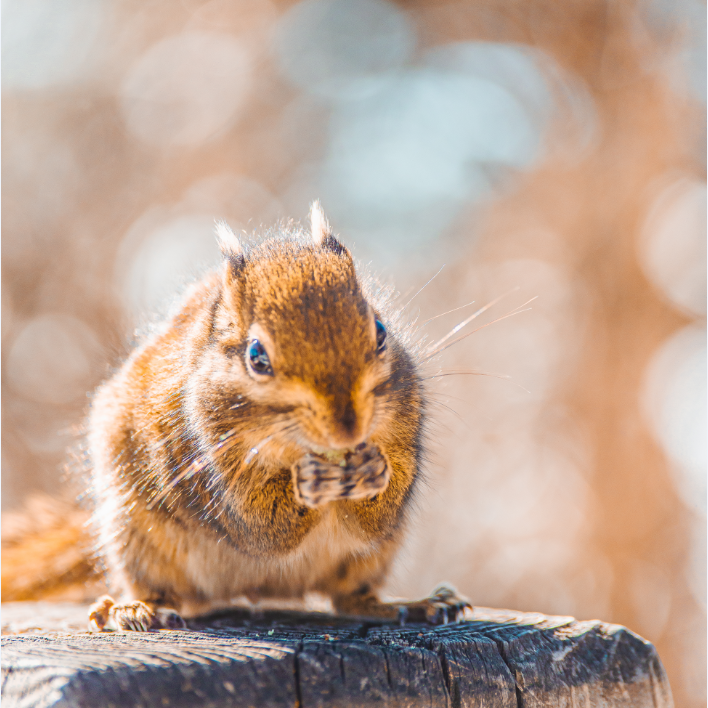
top-left (2, 495), bottom-right (104, 602)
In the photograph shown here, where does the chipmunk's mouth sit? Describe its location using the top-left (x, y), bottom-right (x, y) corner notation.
top-left (308, 442), bottom-right (369, 467)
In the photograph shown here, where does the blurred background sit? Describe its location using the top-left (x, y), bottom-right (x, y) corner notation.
top-left (2, 0), bottom-right (705, 703)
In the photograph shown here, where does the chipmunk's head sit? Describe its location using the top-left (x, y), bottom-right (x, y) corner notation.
top-left (207, 203), bottom-right (408, 456)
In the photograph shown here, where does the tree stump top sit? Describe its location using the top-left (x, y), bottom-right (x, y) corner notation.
top-left (1, 601), bottom-right (673, 707)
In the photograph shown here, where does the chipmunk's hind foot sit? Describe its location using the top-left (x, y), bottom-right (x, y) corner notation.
top-left (398, 584), bottom-right (472, 625)
top-left (335, 582), bottom-right (471, 625)
top-left (88, 595), bottom-right (186, 632)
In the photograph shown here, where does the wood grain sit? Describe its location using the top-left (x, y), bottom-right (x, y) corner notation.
top-left (1, 602), bottom-right (673, 707)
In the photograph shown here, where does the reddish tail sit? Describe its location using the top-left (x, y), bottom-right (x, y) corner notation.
top-left (2, 495), bottom-right (104, 602)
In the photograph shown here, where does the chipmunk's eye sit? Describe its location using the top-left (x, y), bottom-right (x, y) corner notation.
top-left (375, 319), bottom-right (387, 353)
top-left (247, 339), bottom-right (273, 376)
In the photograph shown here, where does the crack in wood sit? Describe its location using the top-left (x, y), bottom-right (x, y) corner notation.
top-left (293, 641), bottom-right (303, 708)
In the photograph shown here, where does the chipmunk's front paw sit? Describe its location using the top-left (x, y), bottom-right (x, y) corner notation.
top-left (293, 444), bottom-right (390, 508)
top-left (88, 595), bottom-right (186, 632)
top-left (110, 600), bottom-right (156, 631)
top-left (398, 584), bottom-right (472, 625)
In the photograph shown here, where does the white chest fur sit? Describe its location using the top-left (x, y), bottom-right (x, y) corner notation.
top-left (180, 507), bottom-right (373, 614)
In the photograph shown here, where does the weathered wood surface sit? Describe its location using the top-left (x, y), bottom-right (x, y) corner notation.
top-left (1, 601), bottom-right (673, 708)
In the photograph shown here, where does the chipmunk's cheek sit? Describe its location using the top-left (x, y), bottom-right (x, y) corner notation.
top-left (290, 408), bottom-right (328, 450)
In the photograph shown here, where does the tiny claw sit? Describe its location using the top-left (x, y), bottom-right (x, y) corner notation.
top-left (112, 600), bottom-right (155, 632)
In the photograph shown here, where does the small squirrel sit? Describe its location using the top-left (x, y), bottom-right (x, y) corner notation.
top-left (11, 202), bottom-right (471, 630)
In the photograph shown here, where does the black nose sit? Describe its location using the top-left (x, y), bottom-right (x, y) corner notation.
top-left (340, 401), bottom-right (358, 436)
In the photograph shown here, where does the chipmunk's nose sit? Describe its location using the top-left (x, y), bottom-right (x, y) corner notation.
top-left (328, 398), bottom-right (368, 448)
top-left (340, 401), bottom-right (357, 435)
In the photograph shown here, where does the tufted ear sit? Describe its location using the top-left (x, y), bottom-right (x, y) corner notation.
top-left (216, 220), bottom-right (245, 279)
top-left (310, 201), bottom-right (347, 256)
top-left (310, 200), bottom-right (331, 245)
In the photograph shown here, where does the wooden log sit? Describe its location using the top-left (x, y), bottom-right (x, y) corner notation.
top-left (1, 601), bottom-right (673, 707)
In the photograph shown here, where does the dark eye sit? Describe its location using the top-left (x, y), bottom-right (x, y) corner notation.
top-left (246, 339), bottom-right (273, 376)
top-left (375, 319), bottom-right (387, 353)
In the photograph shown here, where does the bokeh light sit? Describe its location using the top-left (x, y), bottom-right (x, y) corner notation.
top-left (2, 0), bottom-right (108, 90)
top-left (275, 1), bottom-right (567, 256)
top-left (643, 324), bottom-right (707, 513)
top-left (6, 314), bottom-right (103, 405)
top-left (120, 32), bottom-right (251, 147)
top-left (641, 177), bottom-right (706, 317)
top-left (2, 1), bottom-right (705, 705)
top-left (274, 0), bottom-right (415, 100)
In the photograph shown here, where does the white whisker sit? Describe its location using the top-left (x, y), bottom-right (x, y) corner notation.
top-left (420, 300), bottom-right (476, 327)
top-left (424, 370), bottom-right (531, 394)
top-left (425, 297), bottom-right (537, 361)
top-left (401, 265), bottom-right (445, 312)
top-left (426, 288), bottom-right (519, 353)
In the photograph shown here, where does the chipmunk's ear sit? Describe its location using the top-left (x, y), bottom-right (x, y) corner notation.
top-left (310, 201), bottom-right (348, 257)
top-left (216, 221), bottom-right (245, 279)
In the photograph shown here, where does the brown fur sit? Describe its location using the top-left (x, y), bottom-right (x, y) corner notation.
top-left (9, 208), bottom-right (470, 627)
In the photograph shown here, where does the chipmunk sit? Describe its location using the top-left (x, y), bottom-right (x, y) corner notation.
top-left (16, 202), bottom-right (472, 631)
